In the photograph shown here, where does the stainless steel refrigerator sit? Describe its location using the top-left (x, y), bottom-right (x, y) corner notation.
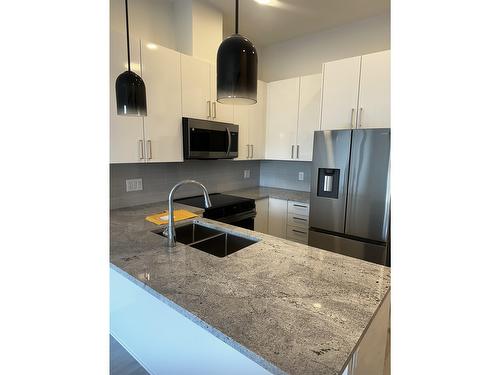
top-left (308, 129), bottom-right (390, 266)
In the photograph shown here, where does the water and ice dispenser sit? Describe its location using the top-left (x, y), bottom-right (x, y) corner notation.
top-left (317, 168), bottom-right (340, 198)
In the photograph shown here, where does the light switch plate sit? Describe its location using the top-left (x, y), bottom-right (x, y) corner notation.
top-left (126, 178), bottom-right (143, 192)
top-left (298, 172), bottom-right (304, 181)
top-left (243, 169), bottom-right (251, 179)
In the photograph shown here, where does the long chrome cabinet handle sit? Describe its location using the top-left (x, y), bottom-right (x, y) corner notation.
top-left (226, 127), bottom-right (231, 156)
top-left (207, 100), bottom-right (211, 118)
top-left (147, 140), bottom-right (152, 160)
top-left (246, 144), bottom-right (250, 158)
top-left (212, 102), bottom-right (217, 119)
top-left (291, 145), bottom-right (295, 159)
top-left (350, 108), bottom-right (355, 128)
top-left (358, 107), bottom-right (363, 128)
top-left (138, 140), bottom-right (144, 160)
top-left (292, 229), bottom-right (307, 234)
top-left (296, 144), bottom-right (300, 159)
top-left (251, 144), bottom-right (254, 159)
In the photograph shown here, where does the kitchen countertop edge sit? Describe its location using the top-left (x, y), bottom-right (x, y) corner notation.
top-left (110, 263), bottom-right (288, 375)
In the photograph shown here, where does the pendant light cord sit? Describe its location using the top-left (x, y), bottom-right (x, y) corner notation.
top-left (125, 0), bottom-right (131, 71)
top-left (235, 0), bottom-right (239, 34)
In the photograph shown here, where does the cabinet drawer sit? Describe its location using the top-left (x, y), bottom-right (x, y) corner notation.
top-left (287, 201), bottom-right (310, 216)
top-left (287, 213), bottom-right (309, 229)
top-left (287, 225), bottom-right (309, 244)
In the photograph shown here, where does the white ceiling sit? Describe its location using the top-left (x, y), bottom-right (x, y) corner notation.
top-left (197, 0), bottom-right (390, 47)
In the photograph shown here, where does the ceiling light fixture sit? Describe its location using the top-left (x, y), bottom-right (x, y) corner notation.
top-left (217, 0), bottom-right (258, 105)
top-left (115, 0), bottom-right (147, 116)
top-left (254, 0), bottom-right (271, 5)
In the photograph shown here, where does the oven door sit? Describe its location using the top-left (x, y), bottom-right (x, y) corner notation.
top-left (183, 117), bottom-right (238, 159)
top-left (206, 210), bottom-right (256, 230)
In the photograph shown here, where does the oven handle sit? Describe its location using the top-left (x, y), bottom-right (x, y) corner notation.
top-left (226, 127), bottom-right (231, 157)
top-left (207, 209), bottom-right (256, 224)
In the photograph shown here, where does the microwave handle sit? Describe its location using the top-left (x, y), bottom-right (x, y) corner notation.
top-left (226, 127), bottom-right (231, 156)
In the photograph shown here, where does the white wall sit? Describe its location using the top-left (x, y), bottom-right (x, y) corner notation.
top-left (172, 0), bottom-right (193, 56)
top-left (110, 0), bottom-right (176, 49)
top-left (192, 0), bottom-right (223, 64)
top-left (260, 13), bottom-right (390, 82)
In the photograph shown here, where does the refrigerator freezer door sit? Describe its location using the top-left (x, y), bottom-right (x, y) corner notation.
top-left (309, 130), bottom-right (352, 233)
top-left (308, 229), bottom-right (387, 266)
top-left (345, 129), bottom-right (390, 242)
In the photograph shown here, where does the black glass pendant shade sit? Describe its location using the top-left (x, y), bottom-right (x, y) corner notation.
top-left (116, 0), bottom-right (147, 116)
top-left (116, 70), bottom-right (147, 116)
top-left (217, 34), bottom-right (258, 105)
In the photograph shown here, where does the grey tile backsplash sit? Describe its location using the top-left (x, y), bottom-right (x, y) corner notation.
top-left (110, 160), bottom-right (311, 209)
top-left (259, 160), bottom-right (312, 192)
top-left (110, 160), bottom-right (260, 209)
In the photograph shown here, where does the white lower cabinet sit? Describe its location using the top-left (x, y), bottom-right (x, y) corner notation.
top-left (268, 198), bottom-right (288, 238)
top-left (267, 198), bottom-right (310, 244)
top-left (254, 198), bottom-right (269, 234)
top-left (345, 292), bottom-right (390, 375)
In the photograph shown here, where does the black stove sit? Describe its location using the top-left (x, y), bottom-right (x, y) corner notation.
top-left (174, 193), bottom-right (256, 230)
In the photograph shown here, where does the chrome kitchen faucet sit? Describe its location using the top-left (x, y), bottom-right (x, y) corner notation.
top-left (163, 180), bottom-right (212, 247)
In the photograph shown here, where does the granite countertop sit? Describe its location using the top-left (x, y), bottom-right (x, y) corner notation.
top-left (224, 186), bottom-right (310, 203)
top-left (110, 201), bottom-right (390, 375)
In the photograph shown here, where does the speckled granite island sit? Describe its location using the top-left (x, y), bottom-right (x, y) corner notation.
top-left (110, 201), bottom-right (390, 375)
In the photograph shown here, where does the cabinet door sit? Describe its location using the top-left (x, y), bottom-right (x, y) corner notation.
top-left (254, 198), bottom-right (269, 234)
top-left (110, 31), bottom-right (145, 163)
top-left (210, 65), bottom-right (234, 123)
top-left (358, 50), bottom-right (390, 128)
top-left (320, 56), bottom-right (361, 130)
top-left (247, 80), bottom-right (267, 159)
top-left (142, 42), bottom-right (183, 162)
top-left (233, 105), bottom-right (250, 159)
top-left (296, 74), bottom-right (322, 161)
top-left (180, 54), bottom-right (211, 120)
top-left (266, 78), bottom-right (300, 160)
top-left (268, 198), bottom-right (288, 239)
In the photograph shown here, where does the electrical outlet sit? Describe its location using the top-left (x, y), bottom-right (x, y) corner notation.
top-left (298, 172), bottom-right (304, 181)
top-left (243, 169), bottom-right (251, 179)
top-left (126, 178), bottom-right (143, 192)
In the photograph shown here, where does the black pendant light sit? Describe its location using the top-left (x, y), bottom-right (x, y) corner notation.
top-left (217, 0), bottom-right (258, 105)
top-left (115, 0), bottom-right (147, 116)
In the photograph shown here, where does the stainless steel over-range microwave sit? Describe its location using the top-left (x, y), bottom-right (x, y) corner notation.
top-left (182, 117), bottom-right (239, 159)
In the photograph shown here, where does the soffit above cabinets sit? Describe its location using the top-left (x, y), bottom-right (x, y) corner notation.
top-left (194, 0), bottom-right (389, 47)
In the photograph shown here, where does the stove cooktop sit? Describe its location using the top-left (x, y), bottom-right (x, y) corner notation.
top-left (174, 193), bottom-right (253, 209)
top-left (174, 193), bottom-right (255, 220)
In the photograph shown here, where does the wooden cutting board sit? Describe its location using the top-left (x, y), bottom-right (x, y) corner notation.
top-left (145, 209), bottom-right (198, 225)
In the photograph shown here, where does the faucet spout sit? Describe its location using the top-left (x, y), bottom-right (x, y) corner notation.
top-left (163, 180), bottom-right (212, 247)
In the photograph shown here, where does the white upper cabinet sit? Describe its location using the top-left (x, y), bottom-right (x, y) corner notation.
top-left (180, 54), bottom-right (212, 120)
top-left (296, 74), bottom-right (322, 161)
top-left (234, 104), bottom-right (249, 159)
top-left (266, 75), bottom-right (320, 161)
top-left (266, 77), bottom-right (300, 160)
top-left (210, 65), bottom-right (234, 123)
top-left (320, 56), bottom-right (362, 130)
top-left (320, 50), bottom-right (390, 130)
top-left (357, 50), bottom-right (390, 128)
top-left (110, 31), bottom-right (145, 163)
top-left (141, 42), bottom-right (183, 162)
top-left (180, 55), bottom-right (234, 123)
top-left (247, 80), bottom-right (267, 159)
top-left (234, 80), bottom-right (267, 159)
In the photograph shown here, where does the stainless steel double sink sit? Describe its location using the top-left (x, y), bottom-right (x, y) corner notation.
top-left (153, 222), bottom-right (259, 257)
